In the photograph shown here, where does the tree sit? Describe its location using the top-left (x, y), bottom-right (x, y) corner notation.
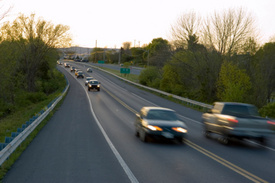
top-left (251, 42), bottom-right (275, 106)
top-left (170, 11), bottom-right (201, 49)
top-left (202, 8), bottom-right (257, 56)
top-left (217, 61), bottom-right (252, 102)
top-left (0, 14), bottom-right (71, 92)
top-left (146, 38), bottom-right (171, 68)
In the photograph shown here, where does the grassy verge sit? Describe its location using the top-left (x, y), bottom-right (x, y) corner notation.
top-left (0, 68), bottom-right (67, 182)
top-left (0, 93), bottom-right (67, 182)
top-left (95, 66), bottom-right (209, 112)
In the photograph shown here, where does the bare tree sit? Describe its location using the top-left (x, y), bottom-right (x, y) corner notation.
top-left (170, 11), bottom-right (201, 49)
top-left (202, 8), bottom-right (257, 56)
top-left (0, 0), bottom-right (12, 22)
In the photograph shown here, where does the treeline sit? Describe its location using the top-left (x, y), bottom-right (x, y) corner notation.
top-left (0, 14), bottom-right (71, 118)
top-left (89, 9), bottom-right (274, 117)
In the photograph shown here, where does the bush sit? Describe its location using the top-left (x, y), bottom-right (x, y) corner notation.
top-left (259, 102), bottom-right (275, 118)
top-left (139, 66), bottom-right (161, 87)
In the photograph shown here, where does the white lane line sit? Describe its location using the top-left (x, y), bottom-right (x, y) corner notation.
top-left (81, 84), bottom-right (139, 183)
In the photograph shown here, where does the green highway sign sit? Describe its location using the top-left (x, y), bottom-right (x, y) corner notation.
top-left (98, 60), bottom-right (105, 64)
top-left (120, 68), bottom-right (130, 74)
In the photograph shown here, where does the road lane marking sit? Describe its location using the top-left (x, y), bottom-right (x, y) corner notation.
top-left (102, 86), bottom-right (269, 183)
top-left (185, 140), bottom-right (268, 183)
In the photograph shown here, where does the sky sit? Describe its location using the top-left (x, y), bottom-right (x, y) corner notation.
top-left (1, 0), bottom-right (275, 48)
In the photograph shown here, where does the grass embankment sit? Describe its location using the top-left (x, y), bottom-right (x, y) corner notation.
top-left (0, 70), bottom-right (67, 181)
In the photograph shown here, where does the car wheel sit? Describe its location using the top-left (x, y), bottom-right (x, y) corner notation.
top-left (258, 137), bottom-right (267, 145)
top-left (219, 135), bottom-right (230, 145)
top-left (139, 129), bottom-right (148, 142)
top-left (88, 88), bottom-right (90, 91)
top-left (176, 137), bottom-right (185, 144)
top-left (204, 130), bottom-right (211, 138)
top-left (98, 88), bottom-right (100, 91)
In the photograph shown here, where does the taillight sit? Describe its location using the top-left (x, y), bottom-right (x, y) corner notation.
top-left (267, 121), bottom-right (275, 125)
top-left (227, 118), bottom-right (238, 123)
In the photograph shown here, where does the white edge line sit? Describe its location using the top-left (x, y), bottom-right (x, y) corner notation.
top-left (80, 83), bottom-right (139, 183)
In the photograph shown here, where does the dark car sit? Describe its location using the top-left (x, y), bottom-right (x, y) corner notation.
top-left (70, 66), bottom-right (76, 72)
top-left (87, 80), bottom-right (100, 91)
top-left (64, 63), bottom-right (70, 68)
top-left (135, 107), bottom-right (188, 143)
top-left (76, 71), bottom-right (84, 78)
top-left (202, 102), bottom-right (275, 145)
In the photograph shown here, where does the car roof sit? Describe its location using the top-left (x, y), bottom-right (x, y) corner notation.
top-left (141, 106), bottom-right (175, 112)
top-left (214, 102), bottom-right (255, 107)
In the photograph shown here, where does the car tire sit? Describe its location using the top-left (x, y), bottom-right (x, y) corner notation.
top-left (176, 137), bottom-right (185, 144)
top-left (139, 129), bottom-right (148, 142)
top-left (98, 88), bottom-right (100, 91)
top-left (219, 135), bottom-right (230, 145)
top-left (88, 88), bottom-right (90, 91)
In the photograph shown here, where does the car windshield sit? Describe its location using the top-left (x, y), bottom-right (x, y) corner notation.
top-left (86, 77), bottom-right (93, 80)
top-left (222, 105), bottom-right (260, 116)
top-left (146, 110), bottom-right (178, 121)
top-left (89, 81), bottom-right (99, 84)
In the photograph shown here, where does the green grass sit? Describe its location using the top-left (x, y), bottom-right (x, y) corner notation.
top-left (0, 93), bottom-right (67, 182)
top-left (0, 68), bottom-right (67, 182)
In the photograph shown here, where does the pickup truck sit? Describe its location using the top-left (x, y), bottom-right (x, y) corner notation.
top-left (202, 102), bottom-right (275, 145)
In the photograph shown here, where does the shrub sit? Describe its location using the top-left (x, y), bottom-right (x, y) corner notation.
top-left (259, 102), bottom-right (275, 118)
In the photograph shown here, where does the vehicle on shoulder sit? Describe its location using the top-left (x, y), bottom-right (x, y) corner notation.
top-left (76, 71), bottom-right (84, 78)
top-left (70, 66), bottom-right (76, 72)
top-left (87, 80), bottom-right (100, 91)
top-left (134, 107), bottom-right (188, 143)
top-left (202, 102), bottom-right (275, 145)
top-left (85, 77), bottom-right (94, 86)
top-left (87, 68), bottom-right (93, 72)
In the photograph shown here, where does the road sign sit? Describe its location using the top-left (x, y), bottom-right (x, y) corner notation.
top-left (98, 60), bottom-right (105, 64)
top-left (120, 68), bottom-right (130, 74)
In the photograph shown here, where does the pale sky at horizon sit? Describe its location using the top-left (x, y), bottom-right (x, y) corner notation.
top-left (2, 0), bottom-right (275, 48)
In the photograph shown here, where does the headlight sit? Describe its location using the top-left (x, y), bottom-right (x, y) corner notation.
top-left (172, 127), bottom-right (187, 133)
top-left (97, 85), bottom-right (100, 87)
top-left (147, 125), bottom-right (163, 131)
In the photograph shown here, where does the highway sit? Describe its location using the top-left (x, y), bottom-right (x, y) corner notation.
top-left (3, 62), bottom-right (275, 183)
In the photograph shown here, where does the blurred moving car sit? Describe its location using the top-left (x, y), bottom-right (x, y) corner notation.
top-left (70, 66), bottom-right (76, 72)
top-left (87, 68), bottom-right (93, 72)
top-left (85, 77), bottom-right (94, 86)
top-left (87, 80), bottom-right (100, 91)
top-left (202, 102), bottom-right (275, 145)
top-left (76, 71), bottom-right (84, 78)
top-left (135, 107), bottom-right (188, 143)
top-left (57, 61), bottom-right (62, 65)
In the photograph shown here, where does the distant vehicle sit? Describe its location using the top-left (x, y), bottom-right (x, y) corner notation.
top-left (64, 63), bottom-right (70, 68)
top-left (76, 71), bottom-right (84, 78)
top-left (85, 77), bottom-right (94, 86)
top-left (87, 68), bottom-right (93, 72)
top-left (134, 107), bottom-right (188, 143)
top-left (87, 80), bottom-right (100, 91)
top-left (81, 59), bottom-right (88, 62)
top-left (75, 69), bottom-right (82, 76)
top-left (202, 102), bottom-right (275, 145)
top-left (70, 66), bottom-right (76, 72)
top-left (57, 61), bottom-right (62, 65)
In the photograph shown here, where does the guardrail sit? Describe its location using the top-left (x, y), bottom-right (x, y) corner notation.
top-left (0, 67), bottom-right (69, 166)
top-left (83, 63), bottom-right (213, 110)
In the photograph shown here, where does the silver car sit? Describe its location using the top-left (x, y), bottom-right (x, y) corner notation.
top-left (135, 107), bottom-right (188, 143)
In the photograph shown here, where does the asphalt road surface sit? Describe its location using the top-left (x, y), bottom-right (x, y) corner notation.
top-left (3, 62), bottom-right (275, 183)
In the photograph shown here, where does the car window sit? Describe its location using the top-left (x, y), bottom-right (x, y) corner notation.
top-left (90, 81), bottom-right (99, 84)
top-left (146, 110), bottom-right (178, 121)
top-left (222, 105), bottom-right (259, 116)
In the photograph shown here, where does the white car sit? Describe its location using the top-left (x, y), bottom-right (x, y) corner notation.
top-left (85, 77), bottom-right (94, 86)
top-left (87, 68), bottom-right (93, 72)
